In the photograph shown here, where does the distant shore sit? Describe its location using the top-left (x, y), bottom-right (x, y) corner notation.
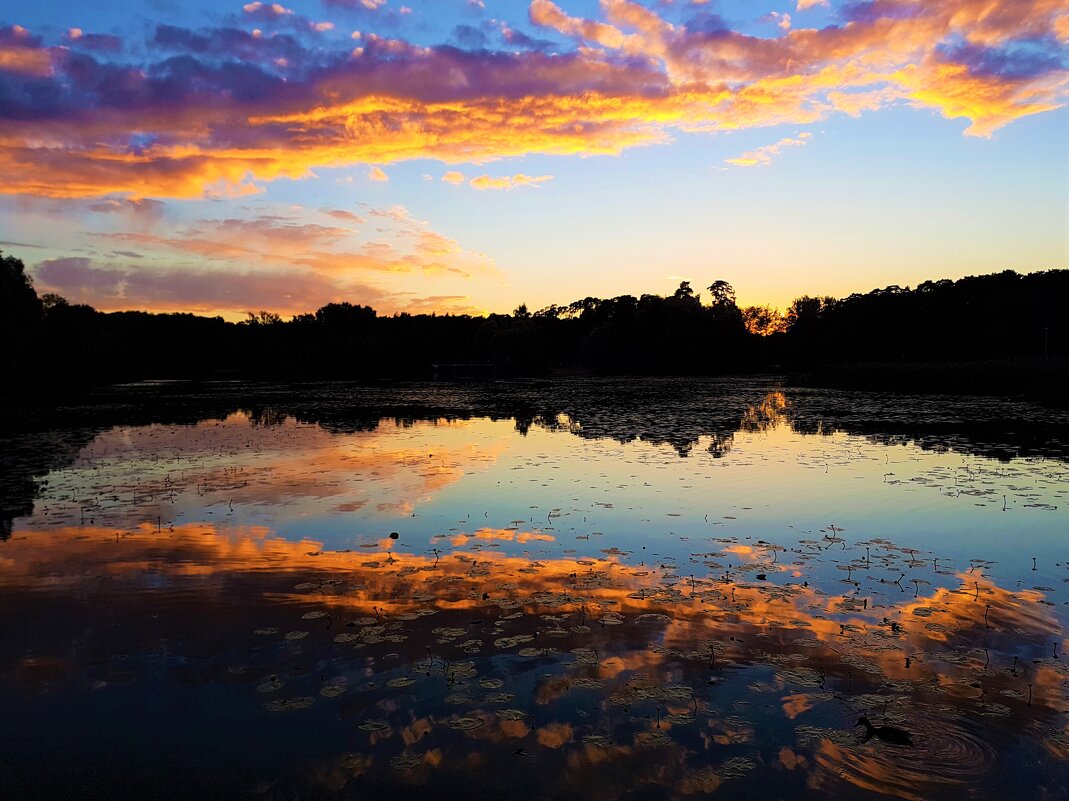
top-left (4, 360), bottom-right (1067, 420)
top-left (788, 358), bottom-right (1068, 408)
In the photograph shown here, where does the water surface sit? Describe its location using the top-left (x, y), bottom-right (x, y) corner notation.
top-left (2, 379), bottom-right (1068, 800)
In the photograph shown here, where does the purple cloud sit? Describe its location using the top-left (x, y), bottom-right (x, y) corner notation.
top-left (941, 38), bottom-right (1066, 80)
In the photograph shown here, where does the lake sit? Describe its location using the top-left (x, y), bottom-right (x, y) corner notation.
top-left (2, 377), bottom-right (1068, 800)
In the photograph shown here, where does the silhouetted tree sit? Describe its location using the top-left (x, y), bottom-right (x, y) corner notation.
top-left (741, 305), bottom-right (786, 336)
top-left (40, 292), bottom-right (70, 311)
top-left (314, 302), bottom-right (376, 329)
top-left (673, 281), bottom-right (697, 301)
top-left (1, 252), bottom-right (42, 328)
top-left (244, 310), bottom-right (283, 326)
top-left (533, 304), bottom-right (563, 319)
top-left (786, 295), bottom-right (833, 331)
top-left (0, 252), bottom-right (44, 374)
top-left (0, 247), bottom-right (1064, 389)
top-left (707, 280), bottom-right (736, 309)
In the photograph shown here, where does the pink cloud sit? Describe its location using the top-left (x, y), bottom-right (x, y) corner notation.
top-left (14, 202), bottom-right (501, 317)
top-left (320, 208), bottom-right (367, 224)
top-left (32, 256), bottom-right (356, 316)
top-left (89, 210), bottom-right (492, 278)
top-left (31, 254), bottom-right (489, 319)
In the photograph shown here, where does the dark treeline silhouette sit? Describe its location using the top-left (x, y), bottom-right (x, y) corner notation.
top-left (2, 251), bottom-right (1066, 392)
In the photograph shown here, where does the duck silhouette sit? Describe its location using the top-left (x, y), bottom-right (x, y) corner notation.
top-left (857, 716), bottom-right (914, 746)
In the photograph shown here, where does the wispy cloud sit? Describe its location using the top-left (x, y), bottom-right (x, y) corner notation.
top-left (725, 132), bottom-right (812, 168)
top-left (444, 171), bottom-right (553, 190)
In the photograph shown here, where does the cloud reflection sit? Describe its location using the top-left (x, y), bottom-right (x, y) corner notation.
top-left (1, 520), bottom-right (1066, 799)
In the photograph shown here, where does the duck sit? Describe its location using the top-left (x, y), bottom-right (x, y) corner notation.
top-left (856, 716), bottom-right (914, 746)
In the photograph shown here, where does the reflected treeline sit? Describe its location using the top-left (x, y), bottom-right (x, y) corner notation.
top-left (3, 378), bottom-right (1068, 536)
top-left (1, 524), bottom-right (1067, 800)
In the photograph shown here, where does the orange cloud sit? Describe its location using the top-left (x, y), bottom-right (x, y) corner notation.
top-left (0, 45), bottom-right (52, 75)
top-left (529, 0), bottom-right (639, 51)
top-left (0, 2), bottom-right (1065, 200)
top-left (896, 55), bottom-right (1066, 136)
top-left (468, 173), bottom-right (553, 190)
top-left (442, 170), bottom-right (555, 190)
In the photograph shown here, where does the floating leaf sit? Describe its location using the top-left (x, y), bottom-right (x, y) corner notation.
top-left (583, 734), bottom-right (613, 747)
top-left (446, 717), bottom-right (485, 731)
top-left (264, 697), bottom-right (314, 712)
top-left (390, 753), bottom-right (421, 772)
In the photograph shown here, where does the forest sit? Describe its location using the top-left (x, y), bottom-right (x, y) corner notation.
top-left (2, 251), bottom-right (1066, 397)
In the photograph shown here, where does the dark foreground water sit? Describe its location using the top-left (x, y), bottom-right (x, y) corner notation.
top-left (2, 378), bottom-right (1068, 801)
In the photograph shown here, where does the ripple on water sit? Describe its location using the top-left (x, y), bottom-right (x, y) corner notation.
top-left (812, 714), bottom-right (1006, 801)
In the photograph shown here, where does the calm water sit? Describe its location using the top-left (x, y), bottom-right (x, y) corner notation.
top-left (2, 378), bottom-right (1068, 800)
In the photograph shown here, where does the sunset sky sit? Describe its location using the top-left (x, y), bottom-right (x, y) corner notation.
top-left (1, 0), bottom-right (1066, 319)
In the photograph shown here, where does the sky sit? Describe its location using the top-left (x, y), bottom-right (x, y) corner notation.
top-left (0, 0), bottom-right (1067, 319)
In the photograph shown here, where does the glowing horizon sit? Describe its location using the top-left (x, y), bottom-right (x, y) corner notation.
top-left (1, 0), bottom-right (1066, 318)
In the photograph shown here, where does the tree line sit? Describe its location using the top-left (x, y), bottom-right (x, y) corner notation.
top-left (2, 251), bottom-right (1066, 387)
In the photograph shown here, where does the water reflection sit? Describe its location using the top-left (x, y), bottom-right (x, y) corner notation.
top-left (19, 413), bottom-right (507, 532)
top-left (5, 379), bottom-right (1069, 536)
top-left (2, 521), bottom-right (1068, 800)
top-left (3, 379), bottom-right (1069, 800)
